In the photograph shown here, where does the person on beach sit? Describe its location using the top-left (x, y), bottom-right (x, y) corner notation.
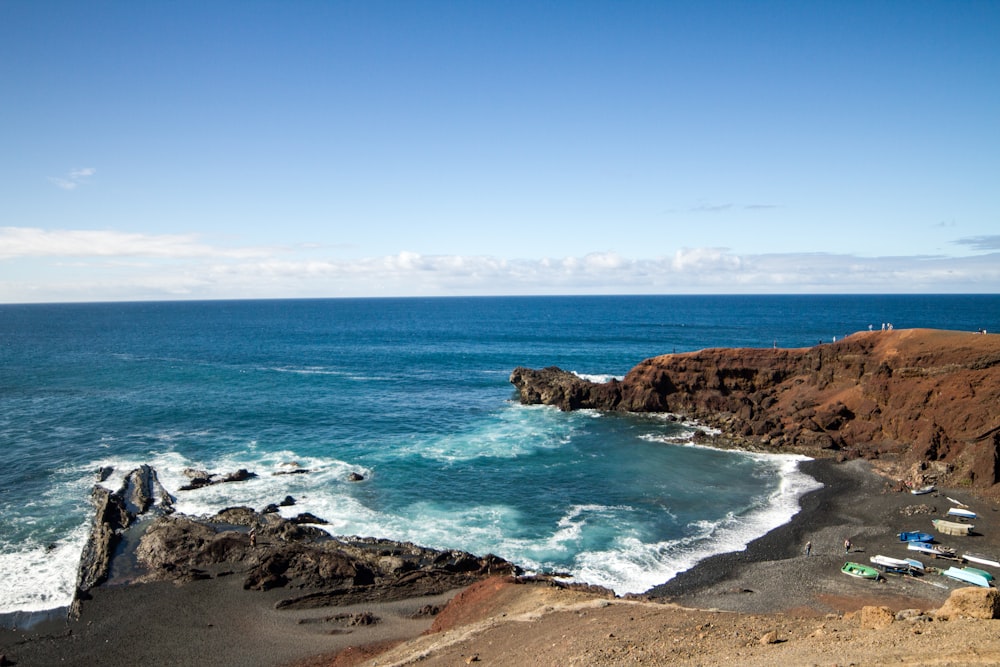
top-left (844, 538), bottom-right (851, 554)
top-left (805, 541), bottom-right (812, 556)
top-left (249, 528), bottom-right (257, 547)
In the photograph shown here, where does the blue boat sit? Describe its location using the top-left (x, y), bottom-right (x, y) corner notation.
top-left (942, 566), bottom-right (992, 588)
top-left (899, 531), bottom-right (934, 543)
top-left (964, 566), bottom-right (994, 582)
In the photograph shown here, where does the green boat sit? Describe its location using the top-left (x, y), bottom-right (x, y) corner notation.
top-left (963, 566), bottom-right (994, 582)
top-left (842, 561), bottom-right (880, 580)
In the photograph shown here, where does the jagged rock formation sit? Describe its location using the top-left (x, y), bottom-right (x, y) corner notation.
top-left (511, 329), bottom-right (1000, 495)
top-left (178, 467), bottom-right (257, 490)
top-left (133, 506), bottom-right (518, 606)
top-left (72, 465), bottom-right (174, 616)
top-left (72, 466), bottom-right (520, 617)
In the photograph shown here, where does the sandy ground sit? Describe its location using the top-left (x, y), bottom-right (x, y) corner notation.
top-left (5, 458), bottom-right (1000, 666)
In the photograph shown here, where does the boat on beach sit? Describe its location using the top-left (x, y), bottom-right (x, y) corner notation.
top-left (905, 558), bottom-right (926, 573)
top-left (911, 485), bottom-right (936, 495)
top-left (964, 566), bottom-right (994, 582)
top-left (942, 566), bottom-right (992, 588)
top-left (933, 519), bottom-right (974, 536)
top-left (842, 562), bottom-right (880, 580)
top-left (870, 555), bottom-right (915, 573)
top-left (947, 507), bottom-right (977, 521)
top-left (908, 541), bottom-right (957, 558)
top-left (963, 552), bottom-right (1000, 569)
top-left (898, 531), bottom-right (934, 543)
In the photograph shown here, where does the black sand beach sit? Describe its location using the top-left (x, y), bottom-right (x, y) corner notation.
top-left (0, 578), bottom-right (460, 667)
top-left (653, 458), bottom-right (974, 614)
top-left (2, 457), bottom-right (996, 666)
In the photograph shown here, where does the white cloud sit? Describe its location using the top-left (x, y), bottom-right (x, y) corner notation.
top-left (583, 251), bottom-right (625, 270)
top-left (1, 227), bottom-right (999, 302)
top-left (670, 247), bottom-right (742, 272)
top-left (0, 227), bottom-right (272, 260)
top-left (49, 167), bottom-right (96, 190)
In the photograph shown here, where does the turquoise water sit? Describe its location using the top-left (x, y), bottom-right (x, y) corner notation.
top-left (1, 295), bottom-right (997, 612)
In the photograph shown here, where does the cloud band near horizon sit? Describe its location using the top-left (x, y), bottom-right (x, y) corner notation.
top-left (1, 227), bottom-right (998, 303)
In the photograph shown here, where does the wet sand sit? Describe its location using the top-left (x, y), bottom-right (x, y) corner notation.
top-left (3, 457), bottom-right (996, 666)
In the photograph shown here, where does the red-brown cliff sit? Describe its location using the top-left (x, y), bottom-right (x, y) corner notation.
top-left (510, 329), bottom-right (1000, 496)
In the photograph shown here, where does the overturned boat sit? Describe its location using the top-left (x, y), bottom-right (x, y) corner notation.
top-left (933, 519), bottom-right (974, 536)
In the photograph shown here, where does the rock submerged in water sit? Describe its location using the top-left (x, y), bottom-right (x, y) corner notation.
top-left (179, 467), bottom-right (258, 491)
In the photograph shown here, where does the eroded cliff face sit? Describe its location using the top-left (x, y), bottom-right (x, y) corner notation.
top-left (511, 329), bottom-right (1000, 495)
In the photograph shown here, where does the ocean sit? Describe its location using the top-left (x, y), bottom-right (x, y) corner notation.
top-left (1, 294), bottom-right (997, 614)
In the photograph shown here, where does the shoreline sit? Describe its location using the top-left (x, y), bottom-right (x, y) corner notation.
top-left (648, 457), bottom-right (857, 600)
top-left (649, 456), bottom-right (977, 614)
top-left (5, 456), bottom-right (991, 665)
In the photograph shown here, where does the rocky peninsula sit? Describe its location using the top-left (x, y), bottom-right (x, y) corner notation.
top-left (5, 328), bottom-right (1000, 666)
top-left (512, 328), bottom-right (1000, 496)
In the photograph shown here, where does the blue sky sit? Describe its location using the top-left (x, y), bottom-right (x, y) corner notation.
top-left (2, 1), bottom-right (998, 302)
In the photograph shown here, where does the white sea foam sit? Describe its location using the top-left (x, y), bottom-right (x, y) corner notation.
top-left (147, 451), bottom-right (372, 520)
top-left (638, 430), bottom-right (700, 444)
top-left (571, 371), bottom-right (624, 383)
top-left (569, 452), bottom-right (821, 595)
top-left (266, 366), bottom-right (389, 382)
top-left (541, 504), bottom-right (636, 554)
top-left (0, 445), bottom-right (376, 614)
top-left (406, 404), bottom-right (575, 462)
top-left (1, 425), bottom-right (822, 612)
top-left (0, 523), bottom-right (89, 614)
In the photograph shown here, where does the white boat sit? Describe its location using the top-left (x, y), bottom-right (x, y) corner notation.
top-left (964, 552), bottom-right (1000, 568)
top-left (947, 507), bottom-right (977, 521)
top-left (870, 555), bottom-right (913, 571)
top-left (908, 541), bottom-right (956, 558)
top-left (947, 496), bottom-right (970, 507)
top-left (942, 566), bottom-right (992, 588)
top-left (910, 485), bottom-right (935, 495)
top-left (904, 558), bottom-right (925, 572)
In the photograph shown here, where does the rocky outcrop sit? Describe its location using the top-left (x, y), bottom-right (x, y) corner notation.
top-left (72, 466), bottom-right (521, 617)
top-left (179, 467), bottom-right (258, 491)
top-left (133, 507), bottom-right (520, 606)
top-left (511, 329), bottom-right (1000, 495)
top-left (935, 586), bottom-right (1000, 620)
top-left (71, 465), bottom-right (175, 617)
top-left (859, 605), bottom-right (896, 629)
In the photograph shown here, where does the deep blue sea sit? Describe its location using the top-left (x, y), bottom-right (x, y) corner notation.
top-left (2, 295), bottom-right (998, 613)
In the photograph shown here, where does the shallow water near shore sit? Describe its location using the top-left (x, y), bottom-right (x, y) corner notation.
top-left (2, 295), bottom-right (997, 614)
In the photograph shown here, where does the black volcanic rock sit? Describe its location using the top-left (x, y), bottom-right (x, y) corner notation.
top-left (71, 465), bottom-right (174, 617)
top-left (509, 366), bottom-right (624, 411)
top-left (178, 467), bottom-right (258, 491)
top-left (71, 465), bottom-right (523, 619)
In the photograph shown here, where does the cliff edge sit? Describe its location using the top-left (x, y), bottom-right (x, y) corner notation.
top-left (511, 329), bottom-right (1000, 496)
